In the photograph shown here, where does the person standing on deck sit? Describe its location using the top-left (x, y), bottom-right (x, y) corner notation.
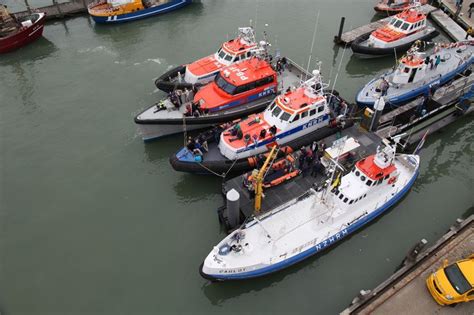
top-left (469, 2), bottom-right (474, 18)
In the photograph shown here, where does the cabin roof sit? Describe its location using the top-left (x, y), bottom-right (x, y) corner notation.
top-left (355, 155), bottom-right (396, 180)
top-left (222, 38), bottom-right (256, 55)
top-left (276, 88), bottom-right (324, 114)
top-left (222, 57), bottom-right (275, 86)
top-left (396, 9), bottom-right (426, 24)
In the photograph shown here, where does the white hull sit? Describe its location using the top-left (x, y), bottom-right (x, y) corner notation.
top-left (201, 153), bottom-right (420, 280)
top-left (137, 123), bottom-right (209, 141)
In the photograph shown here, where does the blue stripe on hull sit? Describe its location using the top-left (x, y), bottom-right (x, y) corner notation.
top-left (205, 169), bottom-right (419, 280)
top-left (90, 0), bottom-right (191, 24)
top-left (355, 58), bottom-right (473, 107)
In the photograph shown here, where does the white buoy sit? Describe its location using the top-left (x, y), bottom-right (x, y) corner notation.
top-left (226, 189), bottom-right (240, 228)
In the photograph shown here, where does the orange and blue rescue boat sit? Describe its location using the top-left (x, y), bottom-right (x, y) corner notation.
top-left (87, 0), bottom-right (192, 24)
top-left (134, 52), bottom-right (304, 141)
top-left (155, 27), bottom-right (259, 92)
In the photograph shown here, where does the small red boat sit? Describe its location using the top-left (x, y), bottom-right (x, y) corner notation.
top-left (374, 0), bottom-right (428, 15)
top-left (0, 6), bottom-right (46, 54)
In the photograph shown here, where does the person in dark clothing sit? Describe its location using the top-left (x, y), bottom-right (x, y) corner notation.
top-left (186, 137), bottom-right (195, 151)
top-left (269, 125), bottom-right (277, 136)
top-left (259, 128), bottom-right (267, 139)
top-left (469, 3), bottom-right (474, 18)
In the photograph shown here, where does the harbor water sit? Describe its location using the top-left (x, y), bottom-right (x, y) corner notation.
top-left (1, 0), bottom-right (473, 313)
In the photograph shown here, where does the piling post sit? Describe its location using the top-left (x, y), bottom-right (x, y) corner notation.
top-left (24, 0), bottom-right (32, 14)
top-left (226, 189), bottom-right (241, 229)
top-left (334, 17), bottom-right (345, 44)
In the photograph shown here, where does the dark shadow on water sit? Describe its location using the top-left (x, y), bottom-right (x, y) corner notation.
top-left (0, 36), bottom-right (57, 65)
top-left (173, 172), bottom-right (222, 203)
top-left (345, 53), bottom-right (394, 77)
top-left (142, 134), bottom-right (183, 163)
top-left (201, 190), bottom-right (416, 305)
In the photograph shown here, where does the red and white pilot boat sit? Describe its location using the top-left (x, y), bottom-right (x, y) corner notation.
top-left (154, 27), bottom-right (259, 92)
top-left (351, 2), bottom-right (438, 57)
top-left (170, 69), bottom-right (352, 175)
top-left (199, 136), bottom-right (421, 280)
top-left (135, 53), bottom-right (305, 141)
top-left (374, 0), bottom-right (428, 15)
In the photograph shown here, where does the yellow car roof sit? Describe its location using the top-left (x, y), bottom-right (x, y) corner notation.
top-left (457, 258), bottom-right (474, 286)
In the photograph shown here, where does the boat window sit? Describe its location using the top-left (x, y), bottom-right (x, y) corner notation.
top-left (215, 73), bottom-right (237, 94)
top-left (389, 18), bottom-right (396, 25)
top-left (401, 23), bottom-right (410, 31)
top-left (377, 178), bottom-right (383, 185)
top-left (310, 109), bottom-right (316, 116)
top-left (339, 194), bottom-right (344, 200)
top-left (409, 25), bottom-right (414, 31)
top-left (360, 175), bottom-right (366, 181)
top-left (301, 111), bottom-right (308, 118)
top-left (246, 51), bottom-right (252, 58)
top-left (366, 179), bottom-right (373, 186)
top-left (280, 112), bottom-right (291, 122)
top-left (239, 53), bottom-right (246, 60)
top-left (218, 50), bottom-right (226, 59)
top-left (317, 106), bottom-right (324, 113)
top-left (404, 67), bottom-right (410, 73)
top-left (394, 19), bottom-right (403, 28)
top-left (364, 194), bottom-right (367, 198)
top-left (343, 197), bottom-right (348, 203)
top-left (256, 76), bottom-right (274, 87)
top-left (225, 54), bottom-right (233, 62)
top-left (272, 106), bottom-right (282, 118)
top-left (355, 171), bottom-right (360, 177)
top-left (268, 101), bottom-right (276, 111)
top-left (234, 84), bottom-right (248, 94)
top-left (349, 200), bottom-right (354, 205)
top-left (384, 174), bottom-right (389, 180)
top-left (292, 114), bottom-right (300, 122)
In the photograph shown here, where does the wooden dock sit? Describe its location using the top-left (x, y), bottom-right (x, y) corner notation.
top-left (337, 4), bottom-right (437, 45)
top-left (430, 9), bottom-right (467, 41)
top-left (12, 0), bottom-right (92, 21)
top-left (341, 215), bottom-right (474, 315)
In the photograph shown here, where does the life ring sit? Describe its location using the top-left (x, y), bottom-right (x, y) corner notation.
top-left (388, 176), bottom-right (397, 185)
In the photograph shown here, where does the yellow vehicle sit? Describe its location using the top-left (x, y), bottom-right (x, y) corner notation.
top-left (426, 254), bottom-right (474, 305)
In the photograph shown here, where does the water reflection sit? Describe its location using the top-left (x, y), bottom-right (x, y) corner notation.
top-left (415, 117), bottom-right (473, 190)
top-left (345, 54), bottom-right (394, 77)
top-left (173, 173), bottom-right (221, 203)
top-left (0, 37), bottom-right (57, 65)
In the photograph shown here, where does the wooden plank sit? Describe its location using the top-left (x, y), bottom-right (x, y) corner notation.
top-left (339, 4), bottom-right (438, 45)
top-left (430, 9), bottom-right (467, 42)
top-left (12, 1), bottom-right (90, 21)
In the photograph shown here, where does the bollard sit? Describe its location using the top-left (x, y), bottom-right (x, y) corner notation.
top-left (226, 189), bottom-right (240, 229)
top-left (334, 17), bottom-right (345, 44)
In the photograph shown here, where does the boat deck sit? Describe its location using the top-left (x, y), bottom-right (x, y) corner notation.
top-left (221, 125), bottom-right (382, 229)
top-left (341, 215), bottom-right (474, 315)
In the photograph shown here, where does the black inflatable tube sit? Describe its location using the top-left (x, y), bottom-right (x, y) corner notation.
top-left (351, 30), bottom-right (440, 56)
top-left (154, 65), bottom-right (204, 93)
top-left (169, 122), bottom-right (354, 177)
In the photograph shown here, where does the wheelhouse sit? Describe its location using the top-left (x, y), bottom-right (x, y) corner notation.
top-left (194, 56), bottom-right (277, 112)
top-left (369, 7), bottom-right (427, 44)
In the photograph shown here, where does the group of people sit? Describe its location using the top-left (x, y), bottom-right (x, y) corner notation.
top-left (297, 141), bottom-right (326, 178)
top-left (186, 135), bottom-right (208, 157)
top-left (424, 55), bottom-right (442, 70)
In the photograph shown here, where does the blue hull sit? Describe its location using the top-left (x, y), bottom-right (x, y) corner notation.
top-left (204, 169), bottom-right (419, 280)
top-left (90, 0), bottom-right (192, 24)
top-left (356, 57), bottom-right (474, 107)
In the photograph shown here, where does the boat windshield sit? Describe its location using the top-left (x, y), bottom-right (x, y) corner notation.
top-left (215, 73), bottom-right (237, 94)
top-left (444, 264), bottom-right (472, 294)
top-left (217, 48), bottom-right (234, 62)
top-left (393, 19), bottom-right (403, 28)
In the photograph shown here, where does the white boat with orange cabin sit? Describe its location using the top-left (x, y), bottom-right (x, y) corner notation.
top-left (155, 27), bottom-right (259, 92)
top-left (351, 2), bottom-right (438, 57)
